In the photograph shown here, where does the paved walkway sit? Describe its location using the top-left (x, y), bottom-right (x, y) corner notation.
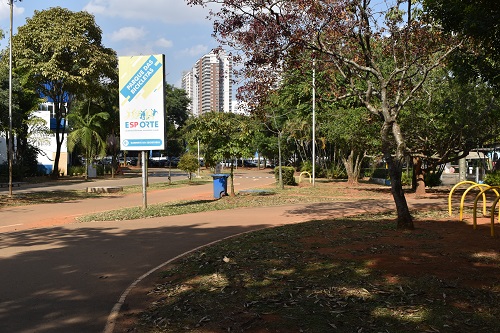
top-left (0, 170), bottom-right (453, 333)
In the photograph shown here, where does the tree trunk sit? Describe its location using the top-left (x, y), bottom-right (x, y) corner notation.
top-left (412, 156), bottom-right (426, 196)
top-left (387, 156), bottom-right (414, 229)
top-left (52, 131), bottom-right (63, 179)
top-left (382, 120), bottom-right (414, 230)
top-left (230, 163), bottom-right (235, 196)
top-left (342, 149), bottom-right (364, 184)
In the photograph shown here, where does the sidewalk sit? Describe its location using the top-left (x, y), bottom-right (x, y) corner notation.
top-left (0, 168), bottom-right (276, 233)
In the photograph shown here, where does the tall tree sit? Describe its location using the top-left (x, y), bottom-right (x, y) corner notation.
top-left (165, 84), bottom-right (191, 158)
top-left (72, 77), bottom-right (120, 176)
top-left (185, 112), bottom-right (254, 195)
top-left (188, 0), bottom-right (460, 229)
top-left (0, 56), bottom-right (42, 177)
top-left (402, 69), bottom-right (500, 193)
top-left (424, 0), bottom-right (500, 89)
top-left (66, 111), bottom-right (109, 180)
top-left (12, 7), bottom-right (117, 178)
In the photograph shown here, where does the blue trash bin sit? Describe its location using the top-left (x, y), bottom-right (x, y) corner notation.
top-left (211, 174), bottom-right (229, 199)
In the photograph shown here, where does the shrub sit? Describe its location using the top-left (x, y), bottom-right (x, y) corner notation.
top-left (424, 170), bottom-right (442, 187)
top-left (484, 171), bottom-right (500, 186)
top-left (275, 166), bottom-right (297, 186)
top-left (300, 160), bottom-right (313, 173)
top-left (371, 168), bottom-right (389, 179)
top-left (0, 162), bottom-right (25, 182)
top-left (301, 160), bottom-right (327, 178)
top-left (401, 172), bottom-right (412, 186)
top-left (178, 153), bottom-right (199, 180)
top-left (328, 164), bottom-right (347, 180)
top-left (68, 165), bottom-right (85, 176)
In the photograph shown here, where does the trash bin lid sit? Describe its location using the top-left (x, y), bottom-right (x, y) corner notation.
top-left (211, 174), bottom-right (229, 178)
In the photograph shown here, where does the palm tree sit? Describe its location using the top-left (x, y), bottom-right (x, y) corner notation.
top-left (66, 111), bottom-right (109, 180)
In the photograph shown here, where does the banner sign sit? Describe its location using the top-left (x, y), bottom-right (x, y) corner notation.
top-left (119, 54), bottom-right (165, 151)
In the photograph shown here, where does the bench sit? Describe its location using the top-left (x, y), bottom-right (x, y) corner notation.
top-left (0, 182), bottom-right (25, 188)
top-left (86, 186), bottom-right (123, 194)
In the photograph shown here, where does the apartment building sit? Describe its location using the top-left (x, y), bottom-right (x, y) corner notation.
top-left (182, 50), bottom-right (232, 116)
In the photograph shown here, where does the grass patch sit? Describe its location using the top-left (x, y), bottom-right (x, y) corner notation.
top-left (77, 182), bottom-right (385, 222)
top-left (129, 213), bottom-right (500, 332)
top-left (0, 178), bottom-right (212, 209)
top-left (0, 190), bottom-right (101, 208)
top-left (121, 178), bottom-right (212, 194)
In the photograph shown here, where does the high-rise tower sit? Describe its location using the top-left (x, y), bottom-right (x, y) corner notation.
top-left (182, 50), bottom-right (232, 116)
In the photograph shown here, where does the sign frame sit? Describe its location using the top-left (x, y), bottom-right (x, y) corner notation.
top-left (119, 54), bottom-right (165, 151)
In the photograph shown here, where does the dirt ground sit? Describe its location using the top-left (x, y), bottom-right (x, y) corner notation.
top-left (309, 216), bottom-right (499, 289)
top-left (113, 185), bottom-right (499, 332)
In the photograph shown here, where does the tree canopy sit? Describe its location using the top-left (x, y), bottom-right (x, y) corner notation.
top-left (188, 0), bottom-right (460, 229)
top-left (424, 0), bottom-right (500, 88)
top-left (12, 7), bottom-right (117, 177)
top-left (184, 111), bottom-right (254, 195)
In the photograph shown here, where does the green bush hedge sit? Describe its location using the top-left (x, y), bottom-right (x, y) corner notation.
top-left (484, 171), bottom-right (500, 186)
top-left (371, 168), bottom-right (389, 179)
top-left (68, 165), bottom-right (86, 176)
top-left (275, 166), bottom-right (297, 186)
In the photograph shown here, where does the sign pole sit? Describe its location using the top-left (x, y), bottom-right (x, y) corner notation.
top-left (118, 54), bottom-right (165, 210)
top-left (142, 151), bottom-right (147, 209)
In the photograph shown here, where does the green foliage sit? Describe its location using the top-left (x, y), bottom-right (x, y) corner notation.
top-left (68, 165), bottom-right (85, 176)
top-left (13, 7), bottom-right (117, 176)
top-left (18, 145), bottom-right (43, 177)
top-left (184, 112), bottom-right (254, 195)
top-left (424, 0), bottom-right (500, 89)
top-left (371, 168), bottom-right (390, 179)
top-left (165, 84), bottom-right (191, 158)
top-left (0, 163), bottom-right (26, 182)
top-left (178, 153), bottom-right (199, 180)
top-left (184, 112), bottom-right (254, 166)
top-left (300, 160), bottom-right (313, 173)
top-left (67, 112), bottom-right (109, 156)
top-left (275, 166), bottom-right (297, 186)
top-left (403, 70), bottom-right (500, 170)
top-left (327, 164), bottom-right (347, 180)
top-left (484, 171), bottom-right (500, 187)
top-left (95, 164), bottom-right (113, 176)
top-left (300, 160), bottom-right (328, 178)
top-left (13, 7), bottom-right (117, 94)
top-left (165, 84), bottom-right (190, 128)
top-left (424, 170), bottom-right (442, 187)
top-left (401, 172), bottom-right (412, 187)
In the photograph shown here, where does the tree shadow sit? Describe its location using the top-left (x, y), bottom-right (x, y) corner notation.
top-left (0, 221), bottom-right (271, 333)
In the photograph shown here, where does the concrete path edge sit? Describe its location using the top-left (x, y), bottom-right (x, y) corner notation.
top-left (103, 228), bottom-right (267, 333)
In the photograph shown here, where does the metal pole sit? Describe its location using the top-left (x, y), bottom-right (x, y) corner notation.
top-left (142, 151), bottom-right (147, 209)
top-left (197, 139), bottom-right (200, 177)
top-left (8, 0), bottom-right (14, 197)
top-left (312, 58), bottom-right (316, 187)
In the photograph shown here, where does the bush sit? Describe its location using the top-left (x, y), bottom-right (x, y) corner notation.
top-left (275, 166), bottom-right (297, 186)
top-left (301, 160), bottom-right (327, 178)
top-left (424, 170), bottom-right (442, 187)
top-left (0, 162), bottom-right (25, 182)
top-left (178, 153), bottom-right (199, 180)
top-left (328, 164), bottom-right (347, 180)
top-left (401, 172), bottom-right (412, 186)
top-left (484, 171), bottom-right (500, 186)
top-left (68, 165), bottom-right (85, 176)
top-left (371, 168), bottom-right (389, 179)
top-left (300, 160), bottom-right (313, 173)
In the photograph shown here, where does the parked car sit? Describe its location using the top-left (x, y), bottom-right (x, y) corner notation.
top-left (168, 157), bottom-right (180, 167)
top-left (243, 159), bottom-right (257, 167)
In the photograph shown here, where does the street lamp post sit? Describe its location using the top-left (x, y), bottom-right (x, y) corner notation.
top-left (312, 58), bottom-right (316, 187)
top-left (7, 0), bottom-right (16, 197)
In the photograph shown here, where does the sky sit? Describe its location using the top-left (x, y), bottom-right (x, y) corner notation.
top-left (0, 0), bottom-right (220, 87)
